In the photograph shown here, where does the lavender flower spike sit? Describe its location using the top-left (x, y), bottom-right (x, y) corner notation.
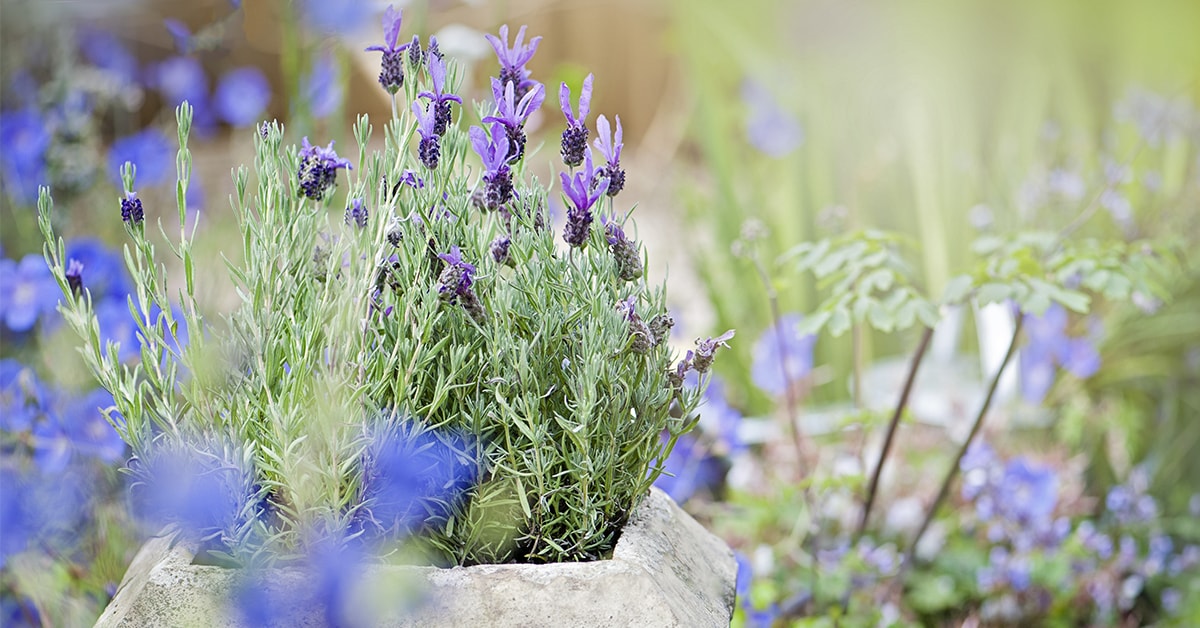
top-left (469, 123), bottom-right (513, 210)
top-left (120, 190), bottom-right (144, 224)
top-left (692, 330), bottom-right (735, 373)
top-left (418, 54), bottom-right (463, 136)
top-left (298, 137), bottom-right (353, 201)
top-left (560, 149), bottom-right (609, 248)
top-left (365, 5), bottom-right (411, 94)
top-left (483, 78), bottom-right (545, 163)
top-left (594, 114), bottom-right (626, 197)
top-left (412, 101), bottom-right (440, 170)
top-left (560, 73), bottom-right (593, 167)
top-left (485, 24), bottom-right (542, 99)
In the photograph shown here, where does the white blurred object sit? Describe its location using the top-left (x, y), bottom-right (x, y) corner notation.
top-left (973, 301), bottom-right (1018, 409)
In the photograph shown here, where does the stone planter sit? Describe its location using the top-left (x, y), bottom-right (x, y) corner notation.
top-left (95, 488), bottom-right (736, 627)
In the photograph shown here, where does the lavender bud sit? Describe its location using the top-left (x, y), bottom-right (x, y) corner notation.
top-left (120, 191), bottom-right (144, 224)
top-left (407, 35), bottom-right (423, 68)
top-left (419, 135), bottom-right (441, 170)
top-left (65, 259), bottom-right (84, 295)
top-left (345, 198), bottom-right (368, 228)
top-left (560, 124), bottom-right (588, 168)
top-left (379, 51), bottom-right (405, 95)
top-left (602, 164), bottom-right (626, 197)
top-left (490, 236), bottom-right (513, 267)
top-left (649, 314), bottom-right (674, 347)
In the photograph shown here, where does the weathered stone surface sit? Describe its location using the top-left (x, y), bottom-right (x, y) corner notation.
top-left (95, 488), bottom-right (736, 627)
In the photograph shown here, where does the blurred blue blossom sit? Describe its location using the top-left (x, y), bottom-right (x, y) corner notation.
top-left (741, 80), bottom-right (803, 158)
top-left (0, 108), bottom-right (50, 205)
top-left (751, 314), bottom-right (816, 397)
top-left (303, 53), bottom-right (342, 119)
top-left (1019, 304), bottom-right (1101, 404)
top-left (0, 255), bottom-right (60, 333)
top-left (64, 238), bottom-right (133, 301)
top-left (354, 419), bottom-right (479, 539)
top-left (0, 360), bottom-right (46, 433)
top-left (108, 129), bottom-right (174, 188)
top-left (214, 67), bottom-right (270, 127)
top-left (79, 29), bottom-right (139, 85)
top-left (653, 431), bottom-right (725, 504)
top-left (147, 56), bottom-right (215, 136)
top-left (94, 298), bottom-right (141, 362)
top-left (299, 0), bottom-right (373, 35)
top-left (0, 461), bottom-right (93, 569)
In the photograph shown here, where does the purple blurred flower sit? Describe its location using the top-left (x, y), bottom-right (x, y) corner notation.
top-left (741, 79), bottom-right (802, 158)
top-left (751, 314), bottom-right (816, 397)
top-left (94, 298), bottom-right (142, 362)
top-left (297, 137), bottom-right (352, 200)
top-left (0, 255), bottom-right (60, 332)
top-left (109, 129), bottom-right (174, 188)
top-left (304, 53), bottom-right (342, 119)
top-left (0, 108), bottom-right (50, 205)
top-left (1061, 337), bottom-right (1101, 378)
top-left (485, 24), bottom-right (542, 100)
top-left (1020, 304), bottom-right (1101, 403)
top-left (148, 55), bottom-right (208, 109)
top-left (214, 67), bottom-right (270, 127)
top-left (0, 360), bottom-right (44, 433)
top-left (0, 463), bottom-right (92, 568)
top-left (701, 377), bottom-right (744, 454)
top-left (163, 19), bottom-right (193, 54)
top-left (364, 4), bottom-right (409, 94)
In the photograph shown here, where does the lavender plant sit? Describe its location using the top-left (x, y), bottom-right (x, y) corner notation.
top-left (36, 15), bottom-right (720, 569)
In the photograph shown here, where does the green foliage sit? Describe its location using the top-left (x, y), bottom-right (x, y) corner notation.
top-left (781, 230), bottom-right (939, 337)
top-left (39, 82), bottom-right (706, 564)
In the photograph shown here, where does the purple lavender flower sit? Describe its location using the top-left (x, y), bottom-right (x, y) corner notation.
top-left (214, 67), bottom-right (271, 127)
top-left (436, 246), bottom-right (476, 303)
top-left (483, 77), bottom-right (545, 164)
top-left (299, 0), bottom-right (373, 35)
top-left (998, 458), bottom-right (1058, 526)
top-left (616, 295), bottom-right (655, 354)
top-left (412, 101), bottom-right (441, 170)
top-left (407, 35), bottom-right (423, 68)
top-left (120, 190), bottom-right (144, 224)
top-left (603, 217), bottom-right (642, 281)
top-left (80, 29), bottom-right (139, 85)
top-left (559, 73), bottom-right (593, 167)
top-left (751, 314), bottom-right (816, 397)
top-left (163, 19), bottom-right (193, 54)
top-left (485, 24), bottom-right (542, 101)
top-left (560, 150), bottom-right (609, 248)
top-left (65, 259), bottom-right (84, 296)
top-left (344, 198), bottom-right (368, 228)
top-left (0, 255), bottom-right (60, 332)
top-left (490, 236), bottom-right (512, 267)
top-left (364, 5), bottom-right (410, 95)
top-left (469, 123), bottom-right (513, 210)
top-left (1020, 303), bottom-right (1101, 403)
top-left (669, 351), bottom-right (694, 390)
top-left (418, 53), bottom-right (462, 137)
top-left (297, 137), bottom-right (352, 200)
top-left (148, 55), bottom-right (208, 110)
top-left (593, 114), bottom-right (625, 197)
top-left (692, 330), bottom-right (735, 373)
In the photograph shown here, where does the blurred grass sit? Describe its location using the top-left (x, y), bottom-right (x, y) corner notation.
top-left (668, 0), bottom-right (1200, 413)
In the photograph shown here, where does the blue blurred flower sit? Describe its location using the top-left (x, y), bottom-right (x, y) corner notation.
top-left (94, 298), bottom-right (142, 362)
top-left (0, 461), bottom-right (93, 568)
top-left (147, 56), bottom-right (215, 136)
top-left (0, 360), bottom-right (43, 433)
top-left (355, 420), bottom-right (479, 539)
top-left (64, 238), bottom-right (133, 301)
top-left (79, 29), bottom-right (139, 85)
top-left (0, 108), bottom-right (50, 205)
top-left (109, 129), bottom-right (174, 188)
top-left (751, 314), bottom-right (816, 397)
top-left (699, 377), bottom-right (744, 455)
top-left (304, 53), bottom-right (342, 119)
top-left (163, 19), bottom-right (193, 54)
top-left (298, 0), bottom-right (373, 35)
top-left (214, 67), bottom-right (270, 127)
top-left (653, 431), bottom-right (726, 504)
top-left (998, 458), bottom-right (1058, 526)
top-left (1020, 304), bottom-right (1101, 404)
top-left (741, 80), bottom-right (803, 158)
top-left (0, 255), bottom-right (61, 333)
top-left (62, 389), bottom-right (125, 463)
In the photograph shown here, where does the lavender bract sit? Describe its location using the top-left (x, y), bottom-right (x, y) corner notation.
top-left (417, 53), bottom-right (462, 137)
top-left (560, 74), bottom-right (593, 167)
top-left (365, 5), bottom-right (410, 95)
top-left (469, 123), bottom-right (513, 210)
top-left (560, 150), bottom-right (608, 248)
top-left (594, 114), bottom-right (625, 197)
top-left (412, 101), bottom-right (440, 170)
top-left (485, 24), bottom-right (542, 101)
top-left (483, 77), bottom-right (545, 164)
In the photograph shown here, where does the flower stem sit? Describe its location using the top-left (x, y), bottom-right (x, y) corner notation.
top-left (899, 315), bottom-right (1024, 575)
top-left (856, 324), bottom-right (934, 537)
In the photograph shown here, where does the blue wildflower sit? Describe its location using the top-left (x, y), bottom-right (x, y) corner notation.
top-left (653, 431), bottom-right (725, 504)
top-left (64, 238), bottom-right (133, 301)
top-left (364, 5), bottom-right (410, 95)
top-left (163, 19), bottom-right (193, 54)
top-left (299, 0), bottom-right (373, 35)
top-left (0, 108), bottom-right (50, 205)
top-left (998, 458), bottom-right (1058, 526)
top-left (741, 79), bottom-right (803, 158)
top-left (94, 298), bottom-right (142, 362)
top-left (297, 137), bottom-right (352, 200)
top-left (79, 29), bottom-right (139, 85)
top-left (0, 255), bottom-right (60, 333)
top-left (304, 53), bottom-right (342, 119)
top-left (214, 67), bottom-right (271, 127)
top-left (751, 314), bottom-right (816, 397)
